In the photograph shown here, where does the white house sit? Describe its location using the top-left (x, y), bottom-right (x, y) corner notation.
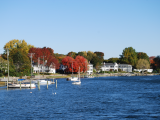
top-left (118, 64), bottom-right (132, 72)
top-left (87, 63), bottom-right (93, 75)
top-left (100, 62), bottom-right (132, 72)
top-left (32, 62), bottom-right (56, 74)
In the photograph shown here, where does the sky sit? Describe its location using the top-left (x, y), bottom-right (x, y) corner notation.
top-left (0, 0), bottom-right (160, 59)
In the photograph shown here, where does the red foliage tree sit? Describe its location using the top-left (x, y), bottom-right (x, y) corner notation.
top-left (46, 56), bottom-right (60, 69)
top-left (29, 47), bottom-right (60, 69)
top-left (61, 56), bottom-right (74, 73)
top-left (75, 55), bottom-right (87, 72)
top-left (62, 56), bottom-right (88, 73)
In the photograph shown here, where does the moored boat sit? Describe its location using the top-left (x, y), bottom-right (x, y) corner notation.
top-left (8, 83), bottom-right (36, 88)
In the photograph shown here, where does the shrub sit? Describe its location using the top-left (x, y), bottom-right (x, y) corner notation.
top-left (118, 69), bottom-right (122, 72)
top-left (0, 73), bottom-right (3, 77)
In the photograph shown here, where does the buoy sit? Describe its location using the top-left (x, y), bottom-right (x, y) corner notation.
top-left (30, 92), bottom-right (32, 93)
top-left (55, 92), bottom-right (56, 94)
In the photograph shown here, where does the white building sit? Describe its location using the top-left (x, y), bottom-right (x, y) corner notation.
top-left (32, 63), bottom-right (56, 74)
top-left (100, 62), bottom-right (132, 72)
top-left (87, 63), bottom-right (93, 75)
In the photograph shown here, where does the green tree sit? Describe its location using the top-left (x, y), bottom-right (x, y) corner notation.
top-left (136, 59), bottom-right (150, 70)
top-left (107, 57), bottom-right (120, 63)
top-left (10, 48), bottom-right (31, 76)
top-left (120, 47), bottom-right (138, 67)
top-left (137, 52), bottom-right (150, 63)
top-left (67, 51), bottom-right (77, 58)
top-left (87, 51), bottom-right (96, 62)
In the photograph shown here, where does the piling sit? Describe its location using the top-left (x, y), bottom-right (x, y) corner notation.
top-left (56, 80), bottom-right (57, 88)
top-left (47, 80), bottom-right (48, 89)
top-left (30, 81), bottom-right (31, 89)
top-left (20, 81), bottom-right (21, 90)
top-left (38, 81), bottom-right (40, 90)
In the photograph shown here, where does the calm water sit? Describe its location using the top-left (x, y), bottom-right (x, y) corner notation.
top-left (0, 76), bottom-right (160, 120)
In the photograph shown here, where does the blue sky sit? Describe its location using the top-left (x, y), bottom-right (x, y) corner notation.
top-left (0, 0), bottom-right (160, 59)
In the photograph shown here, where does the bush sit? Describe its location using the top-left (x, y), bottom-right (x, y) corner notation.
top-left (0, 73), bottom-right (3, 77)
top-left (153, 70), bottom-right (157, 73)
top-left (118, 69), bottom-right (122, 72)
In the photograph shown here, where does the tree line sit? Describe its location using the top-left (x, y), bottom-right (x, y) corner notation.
top-left (0, 39), bottom-right (160, 77)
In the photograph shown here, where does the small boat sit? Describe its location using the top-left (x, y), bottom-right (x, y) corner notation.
top-left (8, 83), bottom-right (36, 88)
top-left (33, 80), bottom-right (52, 85)
top-left (72, 67), bottom-right (81, 85)
top-left (70, 76), bottom-right (78, 81)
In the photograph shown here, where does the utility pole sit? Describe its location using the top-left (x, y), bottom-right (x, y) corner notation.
top-left (41, 56), bottom-right (46, 78)
top-left (7, 49), bottom-right (9, 89)
top-left (28, 53), bottom-right (35, 87)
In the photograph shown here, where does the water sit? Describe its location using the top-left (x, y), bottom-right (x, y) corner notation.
top-left (0, 76), bottom-right (160, 119)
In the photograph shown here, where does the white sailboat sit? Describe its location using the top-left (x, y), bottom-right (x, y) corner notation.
top-left (72, 67), bottom-right (81, 85)
top-left (70, 62), bottom-right (78, 81)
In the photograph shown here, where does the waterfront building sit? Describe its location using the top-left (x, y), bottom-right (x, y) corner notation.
top-left (100, 62), bottom-right (132, 72)
top-left (87, 63), bottom-right (93, 75)
top-left (32, 62), bottom-right (56, 74)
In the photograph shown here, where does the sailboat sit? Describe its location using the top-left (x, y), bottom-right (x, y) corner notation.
top-left (70, 62), bottom-right (78, 81)
top-left (72, 67), bottom-right (81, 85)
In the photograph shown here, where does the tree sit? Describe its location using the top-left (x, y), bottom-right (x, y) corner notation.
top-left (75, 55), bottom-right (87, 72)
top-left (10, 48), bottom-right (31, 76)
top-left (67, 51), bottom-right (77, 58)
top-left (54, 53), bottom-right (66, 63)
top-left (61, 56), bottom-right (75, 73)
top-left (149, 56), bottom-right (156, 69)
top-left (29, 47), bottom-right (60, 70)
top-left (46, 56), bottom-right (60, 69)
top-left (153, 56), bottom-right (160, 69)
top-left (137, 52), bottom-right (150, 63)
top-left (107, 58), bottom-right (120, 63)
top-left (0, 57), bottom-right (8, 74)
top-left (120, 47), bottom-right (138, 67)
top-left (136, 59), bottom-right (150, 70)
top-left (4, 39), bottom-right (34, 54)
top-left (87, 51), bottom-right (96, 62)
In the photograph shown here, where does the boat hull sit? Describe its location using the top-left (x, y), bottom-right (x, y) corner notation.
top-left (8, 83), bottom-right (36, 88)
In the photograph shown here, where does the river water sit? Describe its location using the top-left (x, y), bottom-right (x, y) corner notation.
top-left (0, 75), bottom-right (160, 120)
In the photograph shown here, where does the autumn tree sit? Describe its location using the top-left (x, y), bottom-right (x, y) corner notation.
top-left (46, 56), bottom-right (60, 69)
top-left (61, 56), bottom-right (75, 73)
top-left (4, 39), bottom-right (34, 54)
top-left (153, 56), bottom-right (160, 69)
top-left (149, 56), bottom-right (156, 69)
top-left (120, 47), bottom-right (138, 67)
top-left (77, 51), bottom-right (87, 59)
top-left (136, 59), bottom-right (150, 70)
top-left (54, 53), bottom-right (66, 63)
top-left (67, 51), bottom-right (77, 59)
top-left (61, 56), bottom-right (87, 73)
top-left (75, 55), bottom-right (87, 72)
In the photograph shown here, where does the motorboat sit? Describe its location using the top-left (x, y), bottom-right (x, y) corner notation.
top-left (33, 80), bottom-right (52, 85)
top-left (8, 83), bottom-right (36, 88)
